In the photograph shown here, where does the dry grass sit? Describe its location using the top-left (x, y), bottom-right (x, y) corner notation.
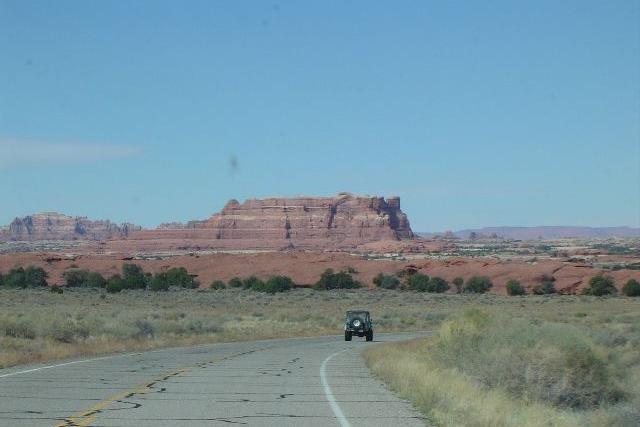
top-left (363, 299), bottom-right (640, 427)
top-left (2, 287), bottom-right (639, 427)
top-left (0, 287), bottom-right (453, 368)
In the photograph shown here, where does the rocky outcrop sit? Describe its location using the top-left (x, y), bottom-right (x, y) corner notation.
top-left (203, 193), bottom-right (413, 241)
top-left (0, 212), bottom-right (141, 241)
top-left (127, 193), bottom-right (414, 250)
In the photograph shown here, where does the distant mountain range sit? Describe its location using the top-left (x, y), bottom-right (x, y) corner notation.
top-left (419, 226), bottom-right (640, 240)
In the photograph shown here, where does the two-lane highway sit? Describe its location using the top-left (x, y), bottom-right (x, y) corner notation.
top-left (0, 333), bottom-right (429, 426)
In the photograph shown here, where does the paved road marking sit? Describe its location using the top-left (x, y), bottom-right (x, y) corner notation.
top-left (0, 353), bottom-right (142, 379)
top-left (52, 368), bottom-right (188, 427)
top-left (321, 349), bottom-right (352, 427)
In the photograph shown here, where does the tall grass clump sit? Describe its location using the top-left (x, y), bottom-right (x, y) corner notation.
top-left (435, 309), bottom-right (621, 408)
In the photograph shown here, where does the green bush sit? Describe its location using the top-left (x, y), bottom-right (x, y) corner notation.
top-left (86, 272), bottom-right (107, 288)
top-left (453, 277), bottom-right (464, 293)
top-left (63, 270), bottom-right (107, 288)
top-left (373, 273), bottom-right (400, 289)
top-left (209, 280), bottom-right (226, 290)
top-left (463, 276), bottom-right (493, 293)
top-left (50, 285), bottom-right (64, 294)
top-left (106, 275), bottom-right (125, 293)
top-left (228, 277), bottom-right (243, 288)
top-left (0, 272), bottom-right (4, 287)
top-left (1, 266), bottom-right (48, 288)
top-left (406, 273), bottom-right (430, 291)
top-left (149, 273), bottom-right (170, 291)
top-left (314, 269), bottom-right (361, 290)
top-left (165, 267), bottom-right (198, 289)
top-left (242, 276), bottom-right (264, 290)
top-left (428, 277), bottom-right (450, 293)
top-left (259, 276), bottom-right (295, 293)
top-left (582, 275), bottom-right (617, 296)
top-left (122, 264), bottom-right (149, 290)
top-left (506, 279), bottom-right (526, 296)
top-left (622, 279), bottom-right (640, 296)
top-left (63, 269), bottom-right (88, 287)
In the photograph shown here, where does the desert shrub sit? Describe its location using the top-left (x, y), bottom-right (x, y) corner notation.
top-left (373, 273), bottom-right (400, 289)
top-left (2, 266), bottom-right (48, 288)
top-left (122, 263), bottom-right (149, 290)
top-left (506, 279), bottom-right (526, 296)
top-left (165, 267), bottom-right (198, 289)
top-left (24, 266), bottom-right (48, 287)
top-left (228, 277), bottom-right (243, 288)
top-left (453, 277), bottom-right (464, 293)
top-left (583, 275), bottom-right (617, 296)
top-left (209, 280), bottom-right (226, 290)
top-left (3, 318), bottom-right (36, 339)
top-left (50, 320), bottom-right (90, 343)
top-left (463, 276), bottom-right (493, 293)
top-left (314, 269), bottom-right (361, 290)
top-left (622, 279), bottom-right (640, 296)
top-left (149, 273), bottom-right (170, 291)
top-left (428, 277), bottom-right (450, 293)
top-left (532, 281), bottom-right (556, 295)
top-left (50, 285), bottom-right (64, 294)
top-left (406, 273), bottom-right (430, 291)
top-left (435, 309), bottom-right (621, 408)
top-left (242, 276), bottom-right (264, 290)
top-left (0, 272), bottom-right (4, 287)
top-left (134, 319), bottom-right (155, 338)
top-left (86, 272), bottom-right (107, 288)
top-left (63, 270), bottom-right (107, 288)
top-left (63, 269), bottom-right (89, 287)
top-left (105, 275), bottom-right (125, 293)
top-left (259, 276), bottom-right (295, 293)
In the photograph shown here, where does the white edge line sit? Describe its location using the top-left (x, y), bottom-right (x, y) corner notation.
top-left (0, 332), bottom-right (430, 379)
top-left (0, 352), bottom-right (141, 378)
top-left (321, 349), bottom-right (352, 427)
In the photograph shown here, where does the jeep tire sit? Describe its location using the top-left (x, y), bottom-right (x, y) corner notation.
top-left (345, 331), bottom-right (352, 341)
top-left (365, 330), bottom-right (373, 342)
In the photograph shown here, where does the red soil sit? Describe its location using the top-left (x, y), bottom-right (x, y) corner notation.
top-left (1, 251), bottom-right (639, 295)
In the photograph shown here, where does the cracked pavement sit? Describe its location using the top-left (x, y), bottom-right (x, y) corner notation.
top-left (0, 333), bottom-right (430, 426)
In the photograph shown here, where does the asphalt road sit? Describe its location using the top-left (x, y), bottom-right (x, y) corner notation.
top-left (0, 333), bottom-right (430, 427)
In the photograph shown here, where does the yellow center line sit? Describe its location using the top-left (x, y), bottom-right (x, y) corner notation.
top-left (51, 348), bottom-right (268, 427)
top-left (53, 368), bottom-right (189, 427)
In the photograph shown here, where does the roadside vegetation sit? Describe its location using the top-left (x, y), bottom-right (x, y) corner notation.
top-left (364, 305), bottom-right (640, 427)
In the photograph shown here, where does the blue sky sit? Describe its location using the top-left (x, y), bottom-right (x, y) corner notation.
top-left (1, 1), bottom-right (638, 231)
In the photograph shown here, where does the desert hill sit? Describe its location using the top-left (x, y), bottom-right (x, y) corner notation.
top-left (0, 212), bottom-right (141, 242)
top-left (420, 226), bottom-right (640, 240)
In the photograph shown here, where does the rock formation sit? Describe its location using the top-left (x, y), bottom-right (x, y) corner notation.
top-left (0, 212), bottom-right (141, 241)
top-left (204, 193), bottom-right (412, 241)
top-left (126, 193), bottom-right (414, 250)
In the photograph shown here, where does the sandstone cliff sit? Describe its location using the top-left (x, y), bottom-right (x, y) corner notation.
top-left (0, 212), bottom-right (141, 241)
top-left (127, 193), bottom-right (414, 250)
top-left (203, 193), bottom-right (413, 241)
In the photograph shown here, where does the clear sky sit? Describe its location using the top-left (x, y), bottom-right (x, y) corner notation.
top-left (1, 1), bottom-right (639, 231)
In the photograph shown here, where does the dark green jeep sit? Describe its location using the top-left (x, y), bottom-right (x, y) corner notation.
top-left (344, 310), bottom-right (373, 341)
